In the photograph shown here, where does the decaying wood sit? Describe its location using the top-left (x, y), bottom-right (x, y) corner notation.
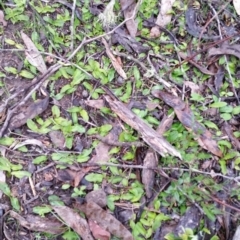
top-left (104, 96), bottom-right (182, 159)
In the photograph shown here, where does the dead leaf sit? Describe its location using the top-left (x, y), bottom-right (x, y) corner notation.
top-left (179, 52), bottom-right (215, 75)
top-left (112, 27), bottom-right (150, 53)
top-left (9, 211), bottom-right (65, 234)
top-left (12, 139), bottom-right (44, 150)
top-left (142, 150), bottom-right (157, 198)
top-left (21, 32), bottom-right (47, 74)
top-left (0, 171), bottom-right (6, 198)
top-left (58, 167), bottom-right (94, 187)
top-left (150, 0), bottom-right (176, 37)
top-left (102, 38), bottom-right (127, 79)
top-left (104, 96), bottom-right (182, 159)
top-left (208, 44), bottom-right (240, 59)
top-left (88, 220), bottom-right (111, 240)
top-left (49, 130), bottom-right (65, 149)
top-left (9, 96), bottom-right (49, 131)
top-left (152, 90), bottom-right (222, 157)
top-left (90, 125), bottom-right (121, 163)
top-left (0, 10), bottom-right (7, 27)
top-left (85, 99), bottom-right (105, 109)
top-left (222, 122), bottom-right (240, 150)
top-left (53, 206), bottom-right (94, 240)
top-left (157, 113), bottom-right (174, 135)
top-left (85, 189), bottom-right (107, 208)
top-left (119, 0), bottom-right (138, 37)
top-left (173, 206), bottom-right (201, 237)
top-left (75, 201), bottom-right (134, 240)
top-left (233, 0), bottom-right (240, 15)
top-left (184, 81), bottom-right (200, 94)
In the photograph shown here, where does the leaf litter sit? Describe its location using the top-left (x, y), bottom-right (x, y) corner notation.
top-left (0, 0), bottom-right (240, 239)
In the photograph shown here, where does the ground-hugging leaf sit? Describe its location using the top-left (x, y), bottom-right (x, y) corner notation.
top-left (152, 90), bottom-right (222, 157)
top-left (21, 32), bottom-right (47, 74)
top-left (208, 43), bottom-right (240, 59)
top-left (88, 220), bottom-right (111, 240)
top-left (53, 206), bottom-right (94, 240)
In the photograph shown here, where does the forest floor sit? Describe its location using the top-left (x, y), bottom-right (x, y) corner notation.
top-left (0, 0), bottom-right (240, 239)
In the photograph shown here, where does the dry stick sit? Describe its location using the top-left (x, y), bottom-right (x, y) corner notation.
top-left (208, 3), bottom-right (240, 104)
top-left (113, 51), bottom-right (172, 88)
top-left (198, 0), bottom-right (232, 45)
top-left (70, 0), bottom-right (77, 51)
top-left (0, 4), bottom-right (141, 137)
top-left (166, 32), bottom-right (240, 75)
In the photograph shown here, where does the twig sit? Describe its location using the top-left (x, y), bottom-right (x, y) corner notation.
top-left (94, 134), bottom-right (144, 147)
top-left (113, 51), bottom-right (172, 88)
top-left (208, 3), bottom-right (240, 104)
top-left (28, 176), bottom-right (37, 197)
top-left (35, 162), bottom-right (55, 174)
top-left (198, 0), bottom-right (232, 44)
top-left (70, 0), bottom-right (77, 51)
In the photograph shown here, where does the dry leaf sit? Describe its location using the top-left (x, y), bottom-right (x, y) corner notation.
top-left (150, 0), bottom-right (176, 37)
top-left (53, 206), bottom-right (93, 240)
top-left (184, 81), bottom-right (200, 94)
top-left (119, 0), bottom-right (138, 37)
top-left (104, 96), bottom-right (182, 159)
top-left (0, 10), bottom-right (7, 27)
top-left (75, 201), bottom-right (134, 240)
top-left (85, 99), bottom-right (105, 109)
top-left (142, 150), bottom-right (157, 198)
top-left (9, 96), bottom-right (49, 131)
top-left (179, 52), bottom-right (214, 75)
top-left (233, 0), bottom-right (240, 15)
top-left (88, 220), bottom-right (111, 240)
top-left (152, 90), bottom-right (222, 157)
top-left (21, 31), bottom-right (47, 74)
top-left (12, 139), bottom-right (44, 150)
top-left (208, 44), bottom-right (240, 59)
top-left (9, 211), bottom-right (65, 234)
top-left (102, 38), bottom-right (127, 79)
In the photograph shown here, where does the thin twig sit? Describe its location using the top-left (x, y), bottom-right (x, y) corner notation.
top-left (208, 3), bottom-right (240, 104)
top-left (70, 0), bottom-right (77, 51)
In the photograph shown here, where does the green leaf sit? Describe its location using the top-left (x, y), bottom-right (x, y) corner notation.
top-left (219, 105), bottom-right (233, 113)
top-left (0, 182), bottom-right (11, 197)
top-left (220, 113), bottom-right (232, 121)
top-left (33, 205), bottom-right (52, 217)
top-left (27, 119), bottom-right (39, 132)
top-left (223, 151), bottom-right (238, 160)
top-left (19, 70), bottom-right (35, 79)
top-left (48, 195), bottom-right (64, 206)
top-left (0, 157), bottom-right (11, 172)
top-left (71, 125), bottom-right (85, 133)
top-left (0, 137), bottom-right (15, 146)
top-left (204, 121), bottom-right (218, 130)
top-left (209, 102), bottom-right (227, 108)
top-left (72, 69), bottom-right (85, 86)
top-left (11, 171), bottom-right (31, 178)
top-left (62, 230), bottom-right (79, 240)
top-left (11, 197), bottom-right (20, 211)
top-left (52, 105), bottom-right (60, 117)
top-left (33, 155), bottom-right (48, 164)
top-left (62, 184), bottom-right (70, 190)
top-left (99, 124), bottom-right (112, 136)
top-left (232, 106), bottom-right (240, 115)
top-left (219, 160), bottom-right (227, 175)
top-left (85, 173), bottom-right (103, 183)
top-left (5, 38), bottom-right (15, 45)
top-left (4, 67), bottom-right (17, 74)
top-left (80, 109), bottom-right (89, 122)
